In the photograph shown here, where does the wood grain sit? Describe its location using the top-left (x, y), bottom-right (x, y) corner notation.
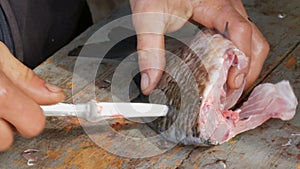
top-left (0, 0), bottom-right (299, 168)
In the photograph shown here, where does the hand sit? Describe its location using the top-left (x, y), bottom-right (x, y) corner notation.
top-left (130, 0), bottom-right (269, 95)
top-left (0, 42), bottom-right (66, 151)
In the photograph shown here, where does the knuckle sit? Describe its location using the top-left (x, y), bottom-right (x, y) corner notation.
top-left (255, 37), bottom-right (270, 60)
top-left (263, 40), bottom-right (270, 55)
top-left (234, 21), bottom-right (252, 35)
top-left (0, 41), bottom-right (7, 49)
top-left (23, 116), bottom-right (46, 138)
top-left (0, 134), bottom-right (13, 152)
top-left (0, 73), bottom-right (12, 102)
top-left (0, 41), bottom-right (4, 47)
top-left (0, 88), bottom-right (9, 99)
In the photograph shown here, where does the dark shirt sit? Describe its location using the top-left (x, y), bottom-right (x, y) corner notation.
top-left (0, 5), bottom-right (14, 54)
top-left (0, 0), bottom-right (92, 68)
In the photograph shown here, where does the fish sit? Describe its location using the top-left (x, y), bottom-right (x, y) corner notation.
top-left (144, 29), bottom-right (298, 146)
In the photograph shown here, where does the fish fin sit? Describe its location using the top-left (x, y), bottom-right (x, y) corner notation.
top-left (228, 80), bottom-right (298, 141)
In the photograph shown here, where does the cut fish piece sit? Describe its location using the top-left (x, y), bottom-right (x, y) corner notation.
top-left (146, 29), bottom-right (298, 145)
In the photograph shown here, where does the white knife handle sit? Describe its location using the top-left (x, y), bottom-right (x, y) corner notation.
top-left (41, 101), bottom-right (102, 122)
top-left (41, 103), bottom-right (89, 118)
top-left (41, 101), bottom-right (169, 123)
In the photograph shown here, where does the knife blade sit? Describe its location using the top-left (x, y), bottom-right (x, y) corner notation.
top-left (41, 100), bottom-right (168, 122)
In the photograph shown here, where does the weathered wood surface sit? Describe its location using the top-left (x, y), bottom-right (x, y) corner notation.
top-left (0, 0), bottom-right (299, 168)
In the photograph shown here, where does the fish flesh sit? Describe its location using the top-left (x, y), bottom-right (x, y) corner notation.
top-left (145, 29), bottom-right (298, 146)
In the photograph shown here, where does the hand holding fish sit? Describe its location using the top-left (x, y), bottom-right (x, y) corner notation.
top-left (130, 0), bottom-right (270, 95)
top-left (0, 42), bottom-right (65, 151)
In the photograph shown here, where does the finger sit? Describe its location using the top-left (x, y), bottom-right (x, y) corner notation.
top-left (0, 118), bottom-right (14, 151)
top-left (192, 1), bottom-right (252, 89)
top-left (0, 42), bottom-right (66, 105)
top-left (131, 1), bottom-right (193, 95)
top-left (137, 34), bottom-right (166, 95)
top-left (131, 11), bottom-right (167, 95)
top-left (16, 71), bottom-right (66, 105)
top-left (0, 71), bottom-right (45, 138)
top-left (230, 0), bottom-right (248, 16)
top-left (131, 0), bottom-right (192, 34)
top-left (244, 25), bottom-right (269, 89)
top-left (192, 1), bottom-right (252, 57)
top-left (230, 0), bottom-right (270, 88)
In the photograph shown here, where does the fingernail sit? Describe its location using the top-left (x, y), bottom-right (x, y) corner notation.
top-left (45, 83), bottom-right (63, 92)
top-left (235, 74), bottom-right (245, 88)
top-left (141, 73), bottom-right (149, 91)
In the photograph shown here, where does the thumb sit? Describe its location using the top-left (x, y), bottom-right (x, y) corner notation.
top-left (131, 12), bottom-right (167, 95)
top-left (137, 34), bottom-right (166, 95)
top-left (15, 71), bottom-right (66, 105)
top-left (0, 42), bottom-right (66, 105)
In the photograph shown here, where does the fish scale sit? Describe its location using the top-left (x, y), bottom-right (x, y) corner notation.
top-left (144, 29), bottom-right (298, 146)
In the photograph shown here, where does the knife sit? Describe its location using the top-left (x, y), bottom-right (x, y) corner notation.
top-left (41, 100), bottom-right (168, 123)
